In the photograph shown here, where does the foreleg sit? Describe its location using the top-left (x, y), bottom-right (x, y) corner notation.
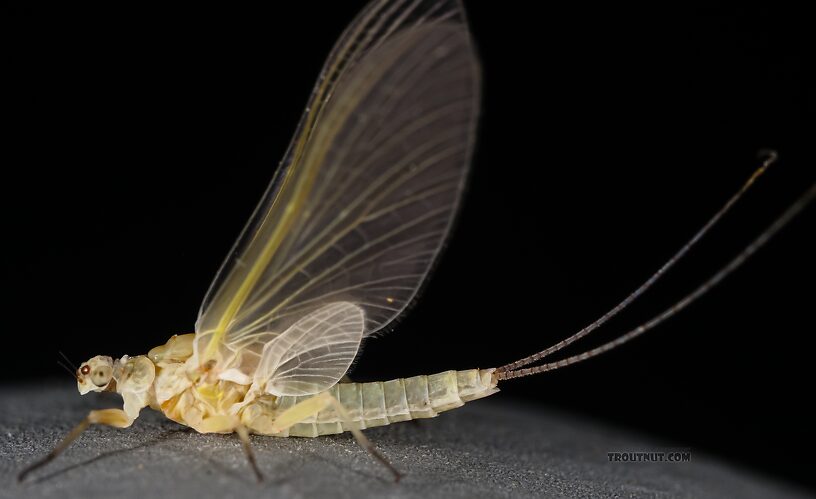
top-left (18, 408), bottom-right (133, 482)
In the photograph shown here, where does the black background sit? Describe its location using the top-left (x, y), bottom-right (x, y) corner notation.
top-left (5, 1), bottom-right (815, 490)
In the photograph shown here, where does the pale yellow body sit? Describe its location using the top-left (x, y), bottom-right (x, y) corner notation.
top-left (101, 334), bottom-right (500, 437)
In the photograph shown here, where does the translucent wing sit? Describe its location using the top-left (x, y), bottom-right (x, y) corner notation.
top-left (193, 0), bottom-right (480, 393)
top-left (257, 302), bottom-right (365, 396)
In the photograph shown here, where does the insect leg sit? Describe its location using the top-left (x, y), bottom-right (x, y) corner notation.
top-left (270, 393), bottom-right (401, 482)
top-left (323, 394), bottom-right (402, 483)
top-left (195, 414), bottom-right (237, 433)
top-left (235, 424), bottom-right (264, 483)
top-left (17, 408), bottom-right (133, 482)
top-left (269, 393), bottom-right (333, 433)
top-left (192, 415), bottom-right (264, 482)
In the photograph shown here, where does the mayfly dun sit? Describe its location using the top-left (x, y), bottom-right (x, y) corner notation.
top-left (19, 0), bottom-right (815, 483)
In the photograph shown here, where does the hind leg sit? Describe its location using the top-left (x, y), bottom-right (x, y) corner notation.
top-left (266, 392), bottom-right (401, 482)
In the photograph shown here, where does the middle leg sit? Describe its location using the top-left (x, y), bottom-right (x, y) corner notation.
top-left (194, 415), bottom-right (264, 482)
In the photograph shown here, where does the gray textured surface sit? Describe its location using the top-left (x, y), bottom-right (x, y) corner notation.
top-left (0, 382), bottom-right (810, 499)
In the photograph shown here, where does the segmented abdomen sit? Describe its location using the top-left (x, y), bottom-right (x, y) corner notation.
top-left (254, 369), bottom-right (498, 437)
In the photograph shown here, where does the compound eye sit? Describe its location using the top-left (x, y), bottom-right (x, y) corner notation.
top-left (80, 365), bottom-right (91, 375)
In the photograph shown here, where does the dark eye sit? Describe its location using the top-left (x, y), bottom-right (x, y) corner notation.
top-left (80, 365), bottom-right (90, 375)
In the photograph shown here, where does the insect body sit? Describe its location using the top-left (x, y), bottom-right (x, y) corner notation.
top-left (20, 0), bottom-right (814, 483)
top-left (80, 335), bottom-right (497, 438)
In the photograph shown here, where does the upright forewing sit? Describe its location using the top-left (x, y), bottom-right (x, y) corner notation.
top-left (194, 0), bottom-right (480, 386)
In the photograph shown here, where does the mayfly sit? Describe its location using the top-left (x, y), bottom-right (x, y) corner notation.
top-left (19, 0), bottom-right (815, 483)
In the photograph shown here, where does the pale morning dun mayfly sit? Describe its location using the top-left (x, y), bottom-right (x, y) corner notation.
top-left (18, 0), bottom-right (815, 483)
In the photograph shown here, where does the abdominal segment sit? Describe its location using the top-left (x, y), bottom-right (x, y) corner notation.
top-left (241, 369), bottom-right (499, 437)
